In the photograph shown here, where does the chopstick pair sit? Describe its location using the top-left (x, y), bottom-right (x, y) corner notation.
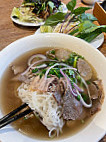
top-left (0, 103), bottom-right (33, 129)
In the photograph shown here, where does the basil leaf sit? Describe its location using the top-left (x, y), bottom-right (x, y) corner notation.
top-left (78, 20), bottom-right (96, 32)
top-left (48, 1), bottom-right (55, 13)
top-left (44, 12), bottom-right (66, 26)
top-left (83, 25), bottom-right (106, 33)
top-left (66, 0), bottom-right (76, 12)
top-left (69, 28), bottom-right (79, 35)
top-left (76, 31), bottom-right (101, 42)
top-left (79, 13), bottom-right (97, 21)
top-left (73, 7), bottom-right (91, 16)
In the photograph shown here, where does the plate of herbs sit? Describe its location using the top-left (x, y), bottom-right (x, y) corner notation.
top-left (36, 0), bottom-right (106, 48)
top-left (11, 0), bottom-right (68, 26)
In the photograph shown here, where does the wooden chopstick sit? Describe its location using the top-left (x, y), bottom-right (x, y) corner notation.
top-left (0, 108), bottom-right (32, 129)
top-left (0, 103), bottom-right (28, 124)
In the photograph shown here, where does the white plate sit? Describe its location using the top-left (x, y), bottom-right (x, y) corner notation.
top-left (0, 33), bottom-right (106, 142)
top-left (11, 3), bottom-right (68, 27)
top-left (35, 28), bottom-right (104, 49)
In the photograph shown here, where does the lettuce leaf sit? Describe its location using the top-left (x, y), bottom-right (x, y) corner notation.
top-left (11, 7), bottom-right (20, 18)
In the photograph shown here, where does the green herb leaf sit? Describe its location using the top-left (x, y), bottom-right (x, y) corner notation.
top-left (86, 81), bottom-right (91, 85)
top-left (76, 75), bottom-right (81, 82)
top-left (79, 13), bottom-right (97, 21)
top-left (49, 68), bottom-right (62, 78)
top-left (32, 68), bottom-right (38, 73)
top-left (75, 21), bottom-right (106, 42)
top-left (12, 7), bottom-right (20, 18)
top-left (82, 25), bottom-right (106, 34)
top-left (50, 50), bottom-right (55, 54)
top-left (81, 93), bottom-right (88, 102)
top-left (77, 95), bottom-right (80, 101)
top-left (70, 78), bottom-right (74, 88)
top-left (73, 7), bottom-right (91, 16)
top-left (78, 20), bottom-right (96, 32)
top-left (69, 70), bottom-right (74, 76)
top-left (66, 0), bottom-right (76, 12)
top-left (44, 12), bottom-right (66, 26)
top-left (69, 28), bottom-right (79, 35)
top-left (48, 1), bottom-right (55, 13)
top-left (76, 31), bottom-right (101, 42)
top-left (73, 56), bottom-right (78, 68)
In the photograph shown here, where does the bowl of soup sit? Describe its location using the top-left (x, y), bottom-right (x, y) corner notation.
top-left (0, 33), bottom-right (106, 142)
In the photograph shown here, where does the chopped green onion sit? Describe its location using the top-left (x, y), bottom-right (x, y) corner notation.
top-left (73, 56), bottom-right (78, 68)
top-left (86, 80), bottom-right (91, 85)
top-left (50, 50), bottom-right (55, 54)
top-left (69, 70), bottom-right (74, 76)
top-left (40, 73), bottom-right (43, 79)
top-left (42, 69), bottom-right (47, 74)
top-left (32, 68), bottom-right (38, 73)
top-left (81, 93), bottom-right (88, 102)
top-left (77, 95), bottom-right (80, 101)
top-left (76, 75), bottom-right (81, 82)
top-left (47, 75), bottom-right (51, 78)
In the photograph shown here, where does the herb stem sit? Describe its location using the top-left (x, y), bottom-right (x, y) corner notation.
top-left (62, 15), bottom-right (75, 33)
top-left (59, 12), bottom-right (71, 33)
top-left (66, 24), bottom-right (78, 34)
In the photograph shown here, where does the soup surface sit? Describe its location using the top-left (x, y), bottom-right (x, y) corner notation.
top-left (0, 48), bottom-right (98, 140)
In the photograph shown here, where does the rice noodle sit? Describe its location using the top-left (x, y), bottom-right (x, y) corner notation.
top-left (17, 83), bottom-right (64, 137)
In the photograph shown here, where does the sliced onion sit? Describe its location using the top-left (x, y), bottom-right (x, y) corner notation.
top-left (75, 71), bottom-right (92, 108)
top-left (31, 63), bottom-right (47, 69)
top-left (73, 82), bottom-right (83, 92)
top-left (49, 128), bottom-right (57, 138)
top-left (45, 63), bottom-right (59, 78)
top-left (21, 59), bottom-right (58, 76)
top-left (21, 59), bottom-right (47, 76)
top-left (28, 54), bottom-right (47, 66)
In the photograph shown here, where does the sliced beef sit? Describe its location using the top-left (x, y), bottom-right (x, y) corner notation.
top-left (88, 83), bottom-right (99, 99)
top-left (59, 78), bottom-right (67, 95)
top-left (46, 49), bottom-right (56, 59)
top-left (93, 80), bottom-right (104, 103)
top-left (11, 74), bottom-right (31, 84)
top-left (63, 79), bottom-right (104, 120)
top-left (89, 99), bottom-right (101, 115)
top-left (88, 80), bottom-right (104, 116)
top-left (63, 87), bottom-right (86, 120)
top-left (55, 49), bottom-right (71, 61)
top-left (11, 65), bottom-right (25, 75)
top-left (77, 58), bottom-right (92, 81)
top-left (30, 75), bottom-right (62, 104)
top-left (30, 76), bottom-right (58, 92)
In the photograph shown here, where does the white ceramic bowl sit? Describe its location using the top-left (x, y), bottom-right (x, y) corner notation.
top-left (0, 33), bottom-right (106, 142)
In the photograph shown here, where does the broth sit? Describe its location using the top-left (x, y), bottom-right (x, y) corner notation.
top-left (0, 48), bottom-right (95, 140)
